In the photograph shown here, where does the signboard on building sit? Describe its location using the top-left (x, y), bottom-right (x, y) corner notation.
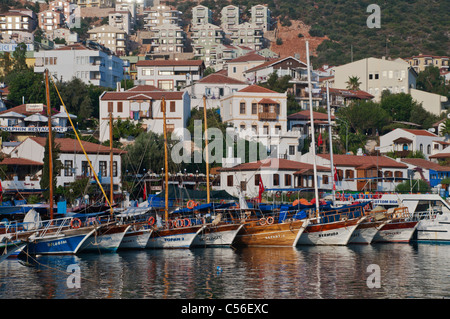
top-left (0, 43), bottom-right (34, 52)
top-left (26, 104), bottom-right (44, 113)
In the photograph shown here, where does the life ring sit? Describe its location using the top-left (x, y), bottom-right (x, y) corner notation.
top-left (184, 218), bottom-right (191, 227)
top-left (70, 218), bottom-right (81, 229)
top-left (364, 204), bottom-right (371, 211)
top-left (349, 196), bottom-right (354, 202)
top-left (148, 216), bottom-right (155, 226)
top-left (266, 216), bottom-right (274, 225)
top-left (175, 219), bottom-right (184, 228)
top-left (194, 201), bottom-right (199, 207)
top-left (359, 193), bottom-right (364, 199)
top-left (275, 191), bottom-right (281, 198)
top-left (220, 199), bottom-right (225, 204)
top-left (187, 200), bottom-right (195, 209)
top-left (259, 218), bottom-right (266, 225)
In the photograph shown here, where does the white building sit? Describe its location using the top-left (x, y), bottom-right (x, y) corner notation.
top-left (333, 57), bottom-right (417, 102)
top-left (333, 56), bottom-right (448, 115)
top-left (184, 72), bottom-right (247, 109)
top-left (98, 85), bottom-right (191, 142)
top-left (379, 128), bottom-right (444, 160)
top-left (135, 59), bottom-right (205, 90)
top-left (220, 84), bottom-right (302, 160)
top-left (34, 42), bottom-right (124, 89)
top-left (8, 136), bottom-right (125, 190)
top-left (218, 158), bottom-right (330, 198)
top-left (301, 153), bottom-right (409, 192)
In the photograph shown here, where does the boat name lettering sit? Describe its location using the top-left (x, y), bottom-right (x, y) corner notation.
top-left (319, 232), bottom-right (338, 238)
top-left (47, 239), bottom-right (68, 247)
top-left (164, 237), bottom-right (184, 242)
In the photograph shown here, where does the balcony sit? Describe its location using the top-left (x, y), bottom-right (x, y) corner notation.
top-left (258, 112), bottom-right (278, 121)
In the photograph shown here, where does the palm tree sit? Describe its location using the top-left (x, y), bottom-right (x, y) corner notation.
top-left (440, 118), bottom-right (450, 138)
top-left (346, 76), bottom-right (361, 91)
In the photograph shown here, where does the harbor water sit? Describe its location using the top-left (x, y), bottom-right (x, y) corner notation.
top-left (0, 243), bottom-right (449, 299)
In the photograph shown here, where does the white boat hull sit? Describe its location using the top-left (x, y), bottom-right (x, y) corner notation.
top-left (119, 228), bottom-right (152, 249)
top-left (298, 217), bottom-right (365, 246)
top-left (80, 225), bottom-right (131, 252)
top-left (349, 221), bottom-right (387, 244)
top-left (147, 225), bottom-right (204, 249)
top-left (372, 221), bottom-right (418, 243)
top-left (191, 224), bottom-right (244, 247)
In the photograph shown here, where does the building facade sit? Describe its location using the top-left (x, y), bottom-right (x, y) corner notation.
top-left (98, 85), bottom-right (191, 142)
top-left (87, 25), bottom-right (128, 56)
top-left (34, 42), bottom-right (124, 88)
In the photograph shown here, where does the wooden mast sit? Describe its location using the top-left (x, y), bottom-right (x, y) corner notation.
top-left (203, 96), bottom-right (210, 204)
top-left (109, 112), bottom-right (114, 216)
top-left (45, 69), bottom-right (53, 219)
top-left (162, 96), bottom-right (169, 227)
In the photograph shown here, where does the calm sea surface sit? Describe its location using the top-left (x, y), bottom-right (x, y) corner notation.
top-left (0, 243), bottom-right (449, 300)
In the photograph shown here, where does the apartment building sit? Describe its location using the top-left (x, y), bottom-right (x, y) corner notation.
top-left (226, 52), bottom-right (267, 82)
top-left (404, 54), bottom-right (450, 73)
top-left (192, 5), bottom-right (213, 26)
top-left (191, 23), bottom-right (224, 67)
top-left (228, 22), bottom-right (264, 51)
top-left (108, 10), bottom-right (132, 34)
top-left (48, 0), bottom-right (78, 22)
top-left (333, 57), bottom-right (448, 115)
top-left (143, 4), bottom-right (182, 30)
top-left (88, 25), bottom-right (128, 56)
top-left (250, 4), bottom-right (272, 32)
top-left (38, 10), bottom-right (64, 32)
top-left (144, 23), bottom-right (186, 56)
top-left (220, 5), bottom-right (240, 30)
top-left (136, 59), bottom-right (205, 90)
top-left (76, 0), bottom-right (112, 8)
top-left (0, 10), bottom-right (37, 35)
top-left (98, 85), bottom-right (191, 142)
top-left (34, 42), bottom-right (124, 88)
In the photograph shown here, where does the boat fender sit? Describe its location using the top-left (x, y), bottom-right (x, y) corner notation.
top-left (266, 216), bottom-right (274, 225)
top-left (70, 218), bottom-right (81, 229)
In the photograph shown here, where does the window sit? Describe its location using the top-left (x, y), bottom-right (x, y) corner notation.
top-left (64, 160), bottom-right (73, 177)
top-left (289, 145), bottom-right (295, 155)
top-left (170, 101), bottom-right (176, 112)
top-left (113, 161), bottom-right (118, 177)
top-left (240, 102), bottom-right (246, 114)
top-left (108, 102), bottom-right (113, 113)
top-left (427, 145), bottom-right (431, 154)
top-left (240, 181), bottom-right (247, 191)
top-left (251, 103), bottom-right (257, 114)
top-left (273, 174), bottom-right (279, 186)
top-left (369, 74), bottom-right (373, 80)
top-left (233, 66), bottom-right (237, 73)
top-left (284, 174), bottom-right (292, 186)
top-left (227, 175), bottom-right (233, 187)
top-left (117, 102), bottom-right (123, 113)
top-left (345, 170), bottom-right (354, 179)
top-left (81, 161), bottom-right (90, 177)
top-left (99, 161), bottom-right (107, 177)
top-left (375, 73), bottom-right (379, 79)
top-left (420, 144), bottom-right (423, 152)
top-left (254, 174), bottom-right (260, 186)
top-left (158, 80), bottom-right (173, 90)
top-left (323, 175), bottom-right (329, 184)
top-left (394, 171), bottom-right (403, 178)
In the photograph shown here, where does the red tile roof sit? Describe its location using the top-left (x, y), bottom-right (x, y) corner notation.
top-left (28, 137), bottom-right (126, 155)
top-left (318, 154), bottom-right (407, 169)
top-left (127, 85), bottom-right (163, 92)
top-left (0, 104), bottom-right (48, 116)
top-left (101, 90), bottom-right (184, 101)
top-left (219, 158), bottom-right (330, 172)
top-left (238, 85), bottom-right (278, 94)
top-left (400, 158), bottom-right (450, 172)
top-left (323, 87), bottom-right (374, 99)
top-left (228, 53), bottom-right (267, 63)
top-left (0, 157), bottom-right (43, 166)
top-left (287, 110), bottom-right (335, 121)
top-left (197, 73), bottom-right (246, 85)
top-left (401, 128), bottom-right (437, 137)
top-left (136, 60), bottom-right (205, 67)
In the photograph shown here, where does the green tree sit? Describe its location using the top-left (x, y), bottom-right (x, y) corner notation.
top-left (440, 119), bottom-right (450, 137)
top-left (380, 92), bottom-right (420, 122)
top-left (345, 76), bottom-right (361, 90)
top-left (395, 179), bottom-right (430, 193)
top-left (416, 65), bottom-right (449, 97)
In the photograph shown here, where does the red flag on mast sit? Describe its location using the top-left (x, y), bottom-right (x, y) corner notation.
top-left (143, 182), bottom-right (147, 201)
top-left (258, 175), bottom-right (265, 203)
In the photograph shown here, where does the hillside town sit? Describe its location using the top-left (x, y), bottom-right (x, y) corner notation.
top-left (0, 0), bottom-right (450, 206)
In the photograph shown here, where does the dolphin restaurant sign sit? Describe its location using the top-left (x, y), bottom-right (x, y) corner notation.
top-left (0, 126), bottom-right (71, 133)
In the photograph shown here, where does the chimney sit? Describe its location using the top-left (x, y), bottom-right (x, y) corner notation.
top-left (116, 81), bottom-right (121, 92)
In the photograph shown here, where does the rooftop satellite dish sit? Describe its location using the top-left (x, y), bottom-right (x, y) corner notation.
top-left (428, 128), bottom-right (435, 133)
top-left (447, 113), bottom-right (450, 119)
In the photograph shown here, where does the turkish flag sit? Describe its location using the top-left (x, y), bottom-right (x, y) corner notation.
top-left (318, 133), bottom-right (323, 146)
top-left (334, 165), bottom-right (338, 182)
top-left (258, 175), bottom-right (265, 203)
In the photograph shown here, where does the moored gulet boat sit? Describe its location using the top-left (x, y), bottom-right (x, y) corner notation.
top-left (372, 207), bottom-right (418, 243)
top-left (348, 206), bottom-right (391, 244)
top-left (297, 204), bottom-right (367, 246)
